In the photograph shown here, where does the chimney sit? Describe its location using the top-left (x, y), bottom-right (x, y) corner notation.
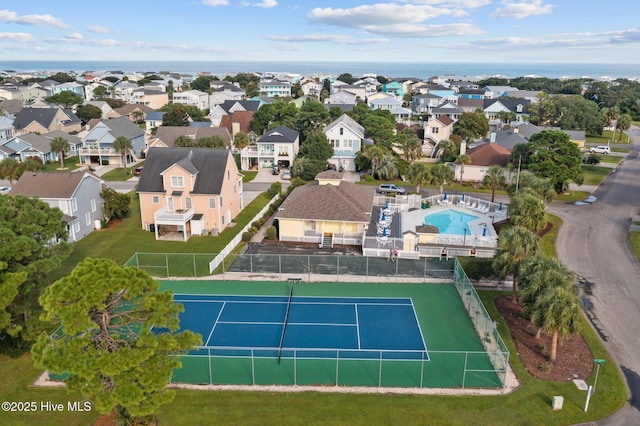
top-left (513, 127), bottom-right (519, 134)
top-left (460, 140), bottom-right (467, 155)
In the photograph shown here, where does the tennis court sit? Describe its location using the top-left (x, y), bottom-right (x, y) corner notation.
top-left (163, 279), bottom-right (508, 389)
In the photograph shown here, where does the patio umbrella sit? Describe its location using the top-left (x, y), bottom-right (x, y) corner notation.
top-left (444, 192), bottom-right (447, 200)
top-left (499, 202), bottom-right (502, 211)
top-left (482, 227), bottom-right (487, 237)
top-left (382, 227), bottom-right (387, 237)
top-left (461, 193), bottom-right (465, 201)
top-left (381, 211), bottom-right (386, 222)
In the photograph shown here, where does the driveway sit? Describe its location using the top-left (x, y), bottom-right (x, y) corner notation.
top-left (549, 125), bottom-right (640, 424)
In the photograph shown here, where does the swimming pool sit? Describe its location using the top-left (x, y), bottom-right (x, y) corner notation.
top-left (424, 209), bottom-right (479, 235)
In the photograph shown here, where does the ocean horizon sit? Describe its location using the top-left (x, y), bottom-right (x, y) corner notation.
top-left (1, 60), bottom-right (639, 80)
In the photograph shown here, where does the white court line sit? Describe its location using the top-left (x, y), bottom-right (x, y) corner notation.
top-left (355, 304), bottom-right (361, 350)
top-left (204, 301), bottom-right (226, 347)
top-left (410, 298), bottom-right (430, 360)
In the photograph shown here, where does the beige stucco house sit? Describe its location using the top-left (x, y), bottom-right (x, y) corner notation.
top-left (275, 171), bottom-right (375, 247)
top-left (136, 147), bottom-right (243, 241)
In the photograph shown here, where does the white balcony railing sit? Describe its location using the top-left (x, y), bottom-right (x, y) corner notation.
top-left (154, 207), bottom-right (194, 223)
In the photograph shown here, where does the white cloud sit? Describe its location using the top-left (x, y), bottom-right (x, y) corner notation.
top-left (403, 0), bottom-right (490, 6)
top-left (253, 0), bottom-right (278, 7)
top-left (65, 33), bottom-right (84, 40)
top-left (267, 34), bottom-right (389, 45)
top-left (201, 0), bottom-right (230, 6)
top-left (490, 1), bottom-right (553, 19)
top-left (0, 9), bottom-right (68, 29)
top-left (308, 4), bottom-right (456, 28)
top-left (86, 25), bottom-right (113, 34)
top-left (272, 43), bottom-right (303, 51)
top-left (0, 32), bottom-right (36, 43)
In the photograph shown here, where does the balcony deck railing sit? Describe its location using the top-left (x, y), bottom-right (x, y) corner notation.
top-left (154, 207), bottom-right (194, 223)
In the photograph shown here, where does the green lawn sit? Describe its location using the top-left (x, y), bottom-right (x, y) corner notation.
top-left (581, 166), bottom-right (613, 186)
top-left (554, 191), bottom-right (590, 202)
top-left (586, 131), bottom-right (629, 144)
top-left (100, 164), bottom-right (142, 181)
top-left (41, 156), bottom-right (82, 172)
top-left (610, 147), bottom-right (631, 154)
top-left (0, 289), bottom-right (624, 425)
top-left (50, 191), bottom-right (273, 281)
top-left (241, 170), bottom-right (258, 182)
top-left (540, 214), bottom-right (562, 258)
top-left (591, 154), bottom-right (624, 164)
top-left (630, 232), bottom-right (640, 262)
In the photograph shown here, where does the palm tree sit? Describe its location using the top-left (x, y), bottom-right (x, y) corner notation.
top-left (0, 158), bottom-right (21, 183)
top-left (483, 165), bottom-right (506, 202)
top-left (519, 256), bottom-right (575, 338)
top-left (363, 145), bottom-right (387, 178)
top-left (429, 163), bottom-right (454, 194)
top-left (401, 136), bottom-right (422, 162)
top-left (233, 131), bottom-right (249, 151)
top-left (407, 162), bottom-right (430, 194)
top-left (492, 226), bottom-right (540, 302)
top-left (50, 136), bottom-right (70, 170)
top-left (616, 113), bottom-right (632, 142)
top-left (508, 188), bottom-right (547, 232)
top-left (113, 136), bottom-right (133, 169)
top-left (376, 153), bottom-right (399, 180)
top-left (531, 284), bottom-right (583, 362)
top-left (454, 153), bottom-right (471, 182)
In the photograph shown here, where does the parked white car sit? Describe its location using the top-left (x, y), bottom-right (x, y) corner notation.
top-left (0, 186), bottom-right (10, 195)
top-left (589, 145), bottom-right (610, 154)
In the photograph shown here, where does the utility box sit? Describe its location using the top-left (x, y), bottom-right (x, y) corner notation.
top-left (552, 396), bottom-right (564, 410)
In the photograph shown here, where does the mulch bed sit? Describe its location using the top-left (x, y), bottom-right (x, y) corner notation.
top-left (494, 295), bottom-right (593, 381)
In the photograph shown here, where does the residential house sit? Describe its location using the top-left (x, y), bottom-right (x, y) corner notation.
top-left (85, 101), bottom-right (118, 119)
top-left (425, 85), bottom-right (457, 101)
top-left (381, 81), bottom-right (404, 99)
top-left (20, 83), bottom-right (51, 103)
top-left (80, 117), bottom-right (146, 166)
top-left (501, 90), bottom-right (542, 103)
top-left (483, 99), bottom-right (530, 131)
top-left (423, 115), bottom-right (455, 150)
top-left (113, 81), bottom-right (139, 100)
top-left (258, 78), bottom-right (291, 98)
top-left (3, 133), bottom-right (59, 163)
top-left (324, 114), bottom-right (364, 172)
top-left (334, 84), bottom-right (367, 102)
top-left (458, 89), bottom-right (487, 100)
top-left (12, 107), bottom-right (82, 135)
top-left (275, 171), bottom-right (375, 247)
top-left (150, 126), bottom-right (231, 150)
top-left (369, 94), bottom-right (402, 112)
top-left (0, 84), bottom-right (23, 100)
top-left (219, 111), bottom-right (255, 140)
top-left (43, 130), bottom-right (83, 156)
top-left (410, 93), bottom-right (443, 117)
top-left (240, 125), bottom-right (299, 170)
top-left (129, 89), bottom-right (169, 109)
top-left (145, 111), bottom-right (166, 131)
top-left (113, 104), bottom-right (154, 122)
top-left (209, 100), bottom-right (260, 127)
top-left (136, 147), bottom-right (243, 241)
top-left (483, 86), bottom-right (519, 99)
top-left (52, 82), bottom-right (85, 98)
top-left (0, 99), bottom-right (23, 119)
top-left (10, 171), bottom-right (104, 242)
top-left (300, 80), bottom-right (323, 98)
top-left (325, 90), bottom-right (358, 106)
top-left (0, 116), bottom-right (14, 142)
top-left (431, 102), bottom-right (464, 122)
top-left (209, 81), bottom-right (245, 106)
top-left (453, 141), bottom-right (511, 183)
top-left (172, 90), bottom-right (209, 110)
top-left (457, 98), bottom-right (485, 113)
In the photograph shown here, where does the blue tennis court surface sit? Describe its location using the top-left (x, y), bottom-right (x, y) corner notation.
top-left (174, 294), bottom-right (429, 360)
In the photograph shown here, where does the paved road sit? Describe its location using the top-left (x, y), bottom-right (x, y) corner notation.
top-left (549, 125), bottom-right (640, 424)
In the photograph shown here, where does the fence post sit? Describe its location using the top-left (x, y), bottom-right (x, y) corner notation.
top-left (366, 256), bottom-right (369, 282)
top-left (222, 257), bottom-right (225, 281)
top-left (208, 348), bottom-right (212, 385)
top-left (378, 351), bottom-right (383, 387)
top-left (250, 254), bottom-right (253, 273)
top-left (308, 255), bottom-right (311, 282)
top-left (462, 352), bottom-right (468, 388)
top-left (251, 349), bottom-right (255, 385)
top-left (193, 254), bottom-right (197, 278)
top-left (420, 352), bottom-right (425, 388)
top-left (336, 351), bottom-right (339, 386)
top-left (165, 253), bottom-right (169, 277)
top-left (279, 255), bottom-right (282, 280)
top-left (135, 252), bottom-right (139, 268)
top-left (294, 350), bottom-right (297, 385)
top-left (336, 255), bottom-right (339, 282)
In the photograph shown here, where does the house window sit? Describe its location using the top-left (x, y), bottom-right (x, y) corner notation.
top-left (58, 200), bottom-right (69, 214)
top-left (74, 220), bottom-right (80, 232)
top-left (345, 140), bottom-right (353, 148)
top-left (221, 215), bottom-right (225, 225)
top-left (209, 198), bottom-right (216, 209)
top-left (431, 127), bottom-right (439, 134)
top-left (91, 199), bottom-right (96, 212)
top-left (71, 198), bottom-right (78, 212)
top-left (85, 212), bottom-right (91, 226)
top-left (167, 197), bottom-right (174, 212)
top-left (171, 176), bottom-right (184, 187)
top-left (233, 185), bottom-right (236, 194)
top-left (152, 195), bottom-right (159, 204)
top-left (227, 170), bottom-right (230, 180)
top-left (339, 128), bottom-right (344, 135)
top-left (220, 196), bottom-right (223, 207)
top-left (186, 197), bottom-right (192, 209)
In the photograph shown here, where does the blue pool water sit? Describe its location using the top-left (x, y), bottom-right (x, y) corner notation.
top-left (424, 210), bottom-right (478, 235)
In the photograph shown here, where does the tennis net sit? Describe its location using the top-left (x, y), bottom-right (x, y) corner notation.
top-left (277, 283), bottom-right (294, 363)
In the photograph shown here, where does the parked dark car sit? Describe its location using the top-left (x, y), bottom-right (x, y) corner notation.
top-left (134, 166), bottom-right (144, 176)
top-left (272, 166), bottom-right (280, 175)
top-left (376, 183), bottom-right (406, 195)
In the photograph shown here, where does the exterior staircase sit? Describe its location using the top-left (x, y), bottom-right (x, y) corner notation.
top-left (322, 234), bottom-right (333, 249)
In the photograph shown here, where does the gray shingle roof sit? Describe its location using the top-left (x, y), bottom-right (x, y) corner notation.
top-left (275, 181), bottom-right (375, 222)
top-left (13, 108), bottom-right (59, 130)
top-left (101, 116), bottom-right (145, 139)
top-left (137, 147), bottom-right (231, 194)
top-left (11, 171), bottom-right (101, 198)
top-left (258, 125), bottom-right (299, 143)
top-left (155, 126), bottom-right (231, 147)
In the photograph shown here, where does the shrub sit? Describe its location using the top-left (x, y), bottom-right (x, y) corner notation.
top-left (266, 182), bottom-right (282, 198)
top-left (266, 226), bottom-right (277, 240)
top-left (241, 232), bottom-right (253, 241)
top-left (457, 257), bottom-right (497, 280)
top-left (363, 174), bottom-right (375, 182)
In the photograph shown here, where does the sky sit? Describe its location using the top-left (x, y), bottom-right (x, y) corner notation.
top-left (1, 0), bottom-right (639, 64)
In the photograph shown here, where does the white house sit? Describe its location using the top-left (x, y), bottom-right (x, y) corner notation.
top-left (172, 90), bottom-right (210, 110)
top-left (240, 125), bottom-right (299, 170)
top-left (258, 79), bottom-right (291, 98)
top-left (324, 114), bottom-right (364, 172)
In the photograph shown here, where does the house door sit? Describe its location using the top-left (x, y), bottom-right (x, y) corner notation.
top-left (167, 197), bottom-right (174, 212)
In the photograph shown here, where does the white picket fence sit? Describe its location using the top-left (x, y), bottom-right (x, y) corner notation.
top-left (208, 194), bottom-right (280, 273)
